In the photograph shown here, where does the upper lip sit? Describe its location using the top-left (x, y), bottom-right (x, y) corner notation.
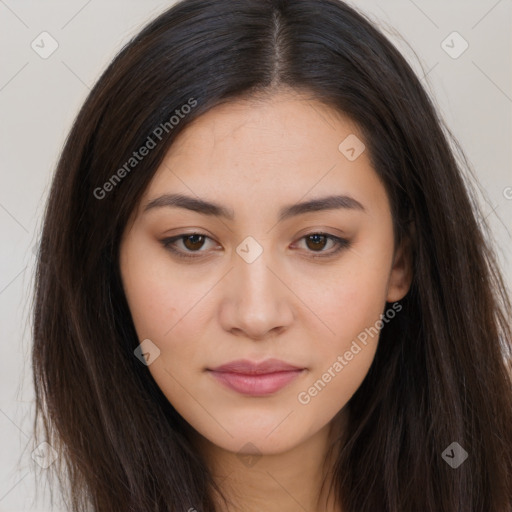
top-left (208, 358), bottom-right (304, 374)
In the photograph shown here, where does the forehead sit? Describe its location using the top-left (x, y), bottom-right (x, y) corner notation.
top-left (165, 90), bottom-right (358, 167)
top-left (140, 90), bottom-right (388, 221)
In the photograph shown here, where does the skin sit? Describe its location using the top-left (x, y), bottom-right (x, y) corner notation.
top-left (119, 88), bottom-right (412, 512)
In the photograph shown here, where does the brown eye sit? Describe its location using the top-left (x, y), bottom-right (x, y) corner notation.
top-left (161, 232), bottom-right (217, 259)
top-left (162, 232), bottom-right (350, 261)
top-left (305, 234), bottom-right (329, 251)
top-left (294, 232), bottom-right (351, 258)
top-left (182, 234), bottom-right (206, 251)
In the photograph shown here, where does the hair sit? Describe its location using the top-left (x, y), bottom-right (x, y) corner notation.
top-left (32, 0), bottom-right (512, 510)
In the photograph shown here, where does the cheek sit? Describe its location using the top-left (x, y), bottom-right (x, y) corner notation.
top-left (308, 254), bottom-right (392, 353)
top-left (120, 235), bottom-right (202, 342)
top-left (121, 251), bottom-right (212, 388)
top-left (122, 273), bottom-right (177, 340)
top-left (297, 239), bottom-right (393, 410)
top-left (122, 264), bottom-right (206, 415)
top-left (295, 279), bottom-right (388, 425)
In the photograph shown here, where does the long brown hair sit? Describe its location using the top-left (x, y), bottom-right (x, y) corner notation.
top-left (32, 0), bottom-right (512, 510)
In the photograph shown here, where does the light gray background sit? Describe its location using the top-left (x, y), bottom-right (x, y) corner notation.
top-left (1, 1), bottom-right (511, 510)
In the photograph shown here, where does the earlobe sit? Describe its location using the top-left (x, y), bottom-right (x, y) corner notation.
top-left (386, 231), bottom-right (413, 303)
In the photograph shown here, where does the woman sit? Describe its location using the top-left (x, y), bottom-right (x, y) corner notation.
top-left (32, 0), bottom-right (512, 510)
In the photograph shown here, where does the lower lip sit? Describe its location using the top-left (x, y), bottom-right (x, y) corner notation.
top-left (208, 369), bottom-right (304, 396)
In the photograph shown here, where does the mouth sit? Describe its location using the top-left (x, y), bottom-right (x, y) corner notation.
top-left (206, 358), bottom-right (306, 396)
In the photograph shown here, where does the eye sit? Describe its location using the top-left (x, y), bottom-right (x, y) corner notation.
top-left (161, 233), bottom-right (218, 259)
top-left (160, 232), bottom-right (350, 260)
top-left (293, 233), bottom-right (350, 258)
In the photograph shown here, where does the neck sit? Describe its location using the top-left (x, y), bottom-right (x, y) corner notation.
top-left (189, 411), bottom-right (347, 512)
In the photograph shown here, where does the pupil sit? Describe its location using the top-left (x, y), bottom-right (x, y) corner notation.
top-left (308, 234), bottom-right (326, 251)
top-left (185, 235), bottom-right (204, 250)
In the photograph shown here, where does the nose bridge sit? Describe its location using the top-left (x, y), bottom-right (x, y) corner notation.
top-left (233, 240), bottom-right (280, 305)
top-left (219, 235), bottom-right (294, 337)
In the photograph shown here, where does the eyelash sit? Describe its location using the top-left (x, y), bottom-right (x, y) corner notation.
top-left (160, 232), bottom-right (350, 260)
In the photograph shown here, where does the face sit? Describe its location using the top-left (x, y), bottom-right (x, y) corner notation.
top-left (119, 89), bottom-right (411, 457)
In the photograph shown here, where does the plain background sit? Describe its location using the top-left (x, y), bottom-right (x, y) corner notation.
top-left (0, 1), bottom-right (511, 510)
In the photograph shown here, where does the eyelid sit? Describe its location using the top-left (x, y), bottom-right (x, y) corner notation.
top-left (161, 232), bottom-right (220, 259)
top-left (291, 232), bottom-right (350, 258)
top-left (160, 231), bottom-right (351, 260)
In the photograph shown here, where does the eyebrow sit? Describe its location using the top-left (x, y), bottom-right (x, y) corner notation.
top-left (143, 193), bottom-right (365, 222)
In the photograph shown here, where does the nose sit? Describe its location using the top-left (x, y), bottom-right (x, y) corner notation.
top-left (218, 249), bottom-right (294, 340)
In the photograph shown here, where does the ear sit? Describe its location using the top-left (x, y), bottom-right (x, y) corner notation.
top-left (386, 227), bottom-right (413, 303)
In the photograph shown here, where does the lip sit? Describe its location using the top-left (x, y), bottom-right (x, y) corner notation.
top-left (209, 358), bottom-right (303, 374)
top-left (207, 358), bottom-right (306, 396)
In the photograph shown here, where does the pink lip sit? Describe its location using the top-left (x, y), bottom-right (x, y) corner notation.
top-left (207, 358), bottom-right (306, 396)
